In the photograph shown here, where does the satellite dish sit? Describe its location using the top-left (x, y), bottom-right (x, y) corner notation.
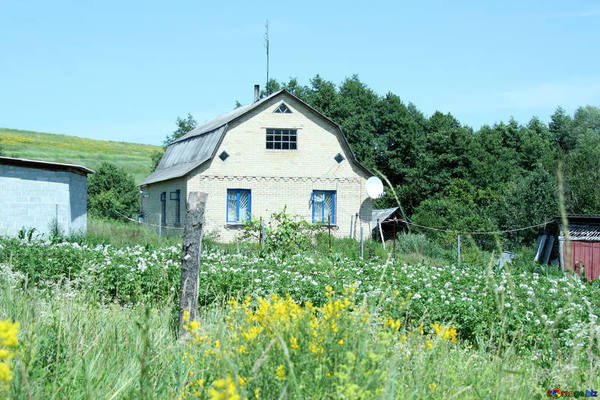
top-left (366, 176), bottom-right (384, 199)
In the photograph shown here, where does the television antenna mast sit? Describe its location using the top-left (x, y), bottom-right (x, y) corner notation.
top-left (265, 19), bottom-right (269, 93)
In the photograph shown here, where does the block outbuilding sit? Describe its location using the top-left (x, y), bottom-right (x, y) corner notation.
top-left (0, 156), bottom-right (93, 237)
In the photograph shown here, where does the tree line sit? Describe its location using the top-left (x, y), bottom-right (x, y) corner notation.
top-left (264, 76), bottom-right (600, 248)
top-left (91, 74), bottom-right (600, 250)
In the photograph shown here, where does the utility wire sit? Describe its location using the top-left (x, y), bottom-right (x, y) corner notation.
top-left (381, 217), bottom-right (550, 235)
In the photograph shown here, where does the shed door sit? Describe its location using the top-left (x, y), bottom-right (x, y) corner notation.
top-left (568, 241), bottom-right (600, 282)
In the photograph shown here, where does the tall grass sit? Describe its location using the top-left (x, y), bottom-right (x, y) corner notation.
top-left (1, 280), bottom-right (597, 399)
top-left (86, 217), bottom-right (182, 248)
top-left (0, 128), bottom-right (159, 184)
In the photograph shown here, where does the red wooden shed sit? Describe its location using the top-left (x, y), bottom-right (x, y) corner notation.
top-left (559, 215), bottom-right (600, 282)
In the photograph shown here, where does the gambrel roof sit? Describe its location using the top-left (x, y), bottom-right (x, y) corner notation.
top-left (140, 90), bottom-right (371, 186)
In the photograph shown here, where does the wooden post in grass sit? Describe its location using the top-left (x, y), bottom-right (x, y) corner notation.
top-left (178, 191), bottom-right (207, 337)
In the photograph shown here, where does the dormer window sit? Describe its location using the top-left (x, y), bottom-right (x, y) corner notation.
top-left (274, 103), bottom-right (292, 114)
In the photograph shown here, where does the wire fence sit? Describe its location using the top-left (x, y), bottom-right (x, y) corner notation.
top-left (113, 210), bottom-right (184, 240)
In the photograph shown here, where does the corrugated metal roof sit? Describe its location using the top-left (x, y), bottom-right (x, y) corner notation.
top-left (141, 89), bottom-right (373, 186)
top-left (139, 125), bottom-right (227, 185)
top-left (0, 156), bottom-right (94, 175)
top-left (372, 207), bottom-right (399, 224)
top-left (554, 216), bottom-right (600, 241)
top-left (173, 91), bottom-right (283, 143)
top-left (564, 223), bottom-right (600, 240)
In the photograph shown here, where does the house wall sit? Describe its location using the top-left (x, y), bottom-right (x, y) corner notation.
top-left (186, 175), bottom-right (371, 242)
top-left (184, 93), bottom-right (372, 242)
top-left (140, 177), bottom-right (186, 233)
top-left (0, 164), bottom-right (88, 236)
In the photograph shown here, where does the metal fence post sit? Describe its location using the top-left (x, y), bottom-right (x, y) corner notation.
top-left (378, 219), bottom-right (385, 250)
top-left (158, 213), bottom-right (162, 243)
top-left (393, 218), bottom-right (397, 258)
top-left (328, 215), bottom-right (332, 250)
top-left (457, 234), bottom-right (461, 267)
top-left (360, 226), bottom-right (364, 259)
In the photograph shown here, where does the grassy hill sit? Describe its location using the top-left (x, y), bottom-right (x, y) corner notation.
top-left (0, 128), bottom-right (161, 184)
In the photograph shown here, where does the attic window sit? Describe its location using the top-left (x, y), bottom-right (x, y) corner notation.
top-left (334, 153), bottom-right (344, 163)
top-left (266, 129), bottom-right (297, 150)
top-left (274, 103), bottom-right (292, 114)
top-left (219, 151), bottom-right (229, 161)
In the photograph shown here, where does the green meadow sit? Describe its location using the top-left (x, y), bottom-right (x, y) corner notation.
top-left (0, 128), bottom-right (160, 184)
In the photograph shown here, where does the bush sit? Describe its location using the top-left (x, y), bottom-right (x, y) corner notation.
top-left (88, 162), bottom-right (138, 220)
top-left (394, 233), bottom-right (449, 261)
top-left (411, 197), bottom-right (498, 251)
top-left (241, 208), bottom-right (318, 257)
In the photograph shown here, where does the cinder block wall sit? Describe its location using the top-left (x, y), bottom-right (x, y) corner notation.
top-left (0, 165), bottom-right (88, 236)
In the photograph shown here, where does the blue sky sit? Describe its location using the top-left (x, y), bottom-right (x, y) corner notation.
top-left (1, 1), bottom-right (599, 145)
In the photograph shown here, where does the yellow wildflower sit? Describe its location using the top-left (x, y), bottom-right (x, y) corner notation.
top-left (208, 376), bottom-right (240, 400)
top-left (0, 362), bottom-right (12, 383)
top-left (428, 382), bottom-right (437, 393)
top-left (241, 326), bottom-right (264, 342)
top-left (276, 364), bottom-right (286, 381)
top-left (0, 320), bottom-right (19, 348)
top-left (290, 336), bottom-right (299, 351)
top-left (337, 339), bottom-right (344, 345)
top-left (227, 298), bottom-right (239, 310)
top-left (432, 323), bottom-right (458, 344)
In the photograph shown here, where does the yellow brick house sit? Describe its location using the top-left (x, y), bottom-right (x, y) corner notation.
top-left (139, 88), bottom-right (373, 242)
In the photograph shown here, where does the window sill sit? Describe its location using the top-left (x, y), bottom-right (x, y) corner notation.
top-left (314, 224), bottom-right (339, 230)
top-left (225, 223), bottom-right (247, 228)
top-left (265, 149), bottom-right (298, 152)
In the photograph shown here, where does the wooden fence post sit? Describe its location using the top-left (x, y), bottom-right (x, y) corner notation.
top-left (178, 191), bottom-right (207, 337)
